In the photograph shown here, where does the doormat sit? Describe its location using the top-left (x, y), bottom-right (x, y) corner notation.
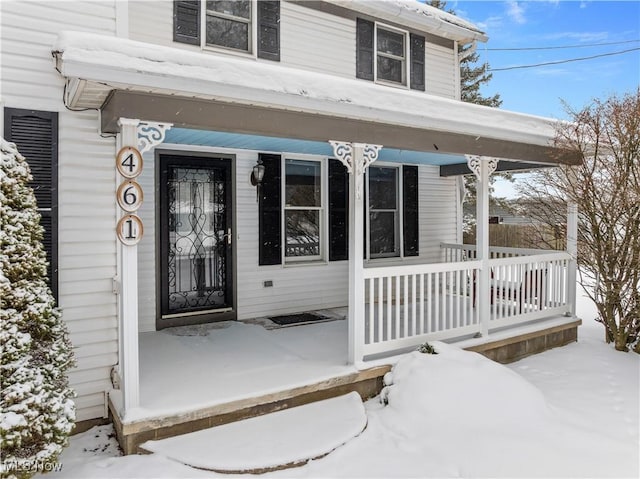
top-left (269, 312), bottom-right (331, 327)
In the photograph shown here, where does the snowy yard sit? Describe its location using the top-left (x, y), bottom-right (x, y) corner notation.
top-left (45, 293), bottom-right (639, 478)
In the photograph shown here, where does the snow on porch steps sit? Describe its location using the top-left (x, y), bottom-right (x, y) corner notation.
top-left (140, 392), bottom-right (366, 473)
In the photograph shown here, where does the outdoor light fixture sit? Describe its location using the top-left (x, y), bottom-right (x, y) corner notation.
top-left (251, 159), bottom-right (265, 202)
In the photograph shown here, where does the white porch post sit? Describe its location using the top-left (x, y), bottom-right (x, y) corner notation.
top-left (117, 118), bottom-right (140, 413)
top-left (467, 156), bottom-right (498, 337)
top-left (116, 119), bottom-right (172, 416)
top-left (567, 202), bottom-right (578, 316)
top-left (330, 141), bottom-right (382, 364)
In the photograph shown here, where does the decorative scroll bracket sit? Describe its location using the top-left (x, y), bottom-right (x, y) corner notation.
top-left (466, 155), bottom-right (499, 180)
top-left (329, 140), bottom-right (354, 174)
top-left (137, 121), bottom-right (173, 154)
top-left (329, 141), bottom-right (382, 199)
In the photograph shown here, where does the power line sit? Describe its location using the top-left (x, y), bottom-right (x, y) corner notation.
top-left (486, 39), bottom-right (640, 51)
top-left (488, 47), bottom-right (640, 72)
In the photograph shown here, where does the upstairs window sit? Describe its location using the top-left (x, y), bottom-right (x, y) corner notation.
top-left (376, 26), bottom-right (407, 86)
top-left (205, 1), bottom-right (252, 53)
top-left (174, 0), bottom-right (280, 61)
top-left (357, 18), bottom-right (425, 91)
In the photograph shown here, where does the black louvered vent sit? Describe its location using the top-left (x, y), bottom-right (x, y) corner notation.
top-left (356, 18), bottom-right (375, 81)
top-left (257, 1), bottom-right (280, 61)
top-left (410, 33), bottom-right (426, 91)
top-left (258, 153), bottom-right (282, 265)
top-left (403, 165), bottom-right (419, 256)
top-left (328, 159), bottom-right (349, 261)
top-left (174, 0), bottom-right (201, 45)
top-left (4, 108), bottom-right (59, 298)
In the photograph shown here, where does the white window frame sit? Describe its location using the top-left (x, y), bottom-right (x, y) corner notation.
top-left (366, 163), bottom-right (404, 260)
top-left (202, 0), bottom-right (257, 57)
top-left (282, 156), bottom-right (327, 264)
top-left (374, 22), bottom-right (410, 88)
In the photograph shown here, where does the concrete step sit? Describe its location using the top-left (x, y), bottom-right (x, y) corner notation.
top-left (140, 392), bottom-right (367, 473)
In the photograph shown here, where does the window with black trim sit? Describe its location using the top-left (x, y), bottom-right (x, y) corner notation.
top-left (365, 164), bottom-right (419, 259)
top-left (368, 166), bottom-right (400, 258)
top-left (357, 18), bottom-right (425, 91)
top-left (376, 25), bottom-right (407, 86)
top-left (174, 0), bottom-right (280, 61)
top-left (205, 0), bottom-right (252, 52)
top-left (284, 159), bottom-right (323, 262)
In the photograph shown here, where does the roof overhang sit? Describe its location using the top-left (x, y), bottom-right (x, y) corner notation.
top-left (53, 31), bottom-right (581, 168)
top-left (322, 0), bottom-right (488, 43)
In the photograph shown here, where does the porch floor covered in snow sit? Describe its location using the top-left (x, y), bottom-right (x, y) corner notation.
top-left (108, 311), bottom-right (580, 455)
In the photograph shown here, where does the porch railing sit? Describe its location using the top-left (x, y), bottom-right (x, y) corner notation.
top-left (362, 260), bottom-right (481, 356)
top-left (442, 243), bottom-right (573, 329)
top-left (359, 244), bottom-right (574, 359)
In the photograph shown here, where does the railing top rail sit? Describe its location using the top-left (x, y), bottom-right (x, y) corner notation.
top-left (488, 251), bottom-right (571, 266)
top-left (441, 243), bottom-right (564, 256)
top-left (363, 259), bottom-right (482, 279)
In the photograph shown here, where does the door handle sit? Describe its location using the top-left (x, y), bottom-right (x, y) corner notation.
top-left (223, 227), bottom-right (232, 245)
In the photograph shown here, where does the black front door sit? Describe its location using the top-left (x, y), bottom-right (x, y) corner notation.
top-left (159, 155), bottom-right (233, 326)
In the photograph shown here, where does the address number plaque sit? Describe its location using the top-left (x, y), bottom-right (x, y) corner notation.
top-left (116, 146), bottom-right (143, 179)
top-left (116, 146), bottom-right (144, 245)
top-left (116, 214), bottom-right (144, 246)
top-left (116, 180), bottom-right (144, 213)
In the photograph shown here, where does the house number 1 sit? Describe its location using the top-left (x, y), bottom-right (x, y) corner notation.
top-left (116, 214), bottom-right (144, 246)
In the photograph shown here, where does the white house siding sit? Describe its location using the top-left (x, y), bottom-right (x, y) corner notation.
top-left (418, 165), bottom-right (458, 261)
top-left (136, 149), bottom-right (158, 333)
top-left (280, 1), bottom-right (355, 78)
top-left (425, 40), bottom-right (457, 99)
top-left (1, 1), bottom-right (118, 422)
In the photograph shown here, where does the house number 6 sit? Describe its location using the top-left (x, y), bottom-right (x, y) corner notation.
top-left (116, 180), bottom-right (144, 212)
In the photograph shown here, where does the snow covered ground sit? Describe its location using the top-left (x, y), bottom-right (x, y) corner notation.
top-left (43, 291), bottom-right (639, 478)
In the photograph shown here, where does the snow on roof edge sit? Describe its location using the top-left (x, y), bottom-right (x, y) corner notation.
top-left (324, 0), bottom-right (487, 42)
top-left (54, 31), bottom-right (559, 149)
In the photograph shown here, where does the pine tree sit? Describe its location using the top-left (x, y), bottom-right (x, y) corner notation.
top-left (1, 139), bottom-right (75, 479)
top-left (428, 0), bottom-right (502, 108)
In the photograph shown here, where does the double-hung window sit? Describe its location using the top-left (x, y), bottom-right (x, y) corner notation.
top-left (205, 0), bottom-right (252, 53)
top-left (284, 159), bottom-right (323, 262)
top-left (368, 166), bottom-right (400, 258)
top-left (174, 1), bottom-right (280, 61)
top-left (376, 25), bottom-right (407, 86)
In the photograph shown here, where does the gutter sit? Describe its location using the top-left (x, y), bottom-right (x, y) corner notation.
top-left (324, 0), bottom-right (488, 43)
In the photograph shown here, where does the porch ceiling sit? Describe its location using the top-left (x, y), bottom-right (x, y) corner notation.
top-left (53, 31), bottom-right (581, 167)
top-left (164, 128), bottom-right (555, 173)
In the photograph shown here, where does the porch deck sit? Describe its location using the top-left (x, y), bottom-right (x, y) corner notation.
top-left (109, 307), bottom-right (580, 454)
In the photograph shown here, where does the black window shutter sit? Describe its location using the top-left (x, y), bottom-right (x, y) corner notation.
top-left (174, 0), bottom-right (201, 45)
top-left (258, 153), bottom-right (282, 265)
top-left (403, 165), bottom-right (419, 256)
top-left (328, 159), bottom-right (349, 261)
top-left (4, 108), bottom-right (59, 298)
top-left (356, 18), bottom-right (374, 81)
top-left (410, 33), bottom-right (425, 91)
top-left (258, 0), bottom-right (280, 61)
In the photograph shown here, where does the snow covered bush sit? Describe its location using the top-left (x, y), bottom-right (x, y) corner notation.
top-left (1, 139), bottom-right (75, 478)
